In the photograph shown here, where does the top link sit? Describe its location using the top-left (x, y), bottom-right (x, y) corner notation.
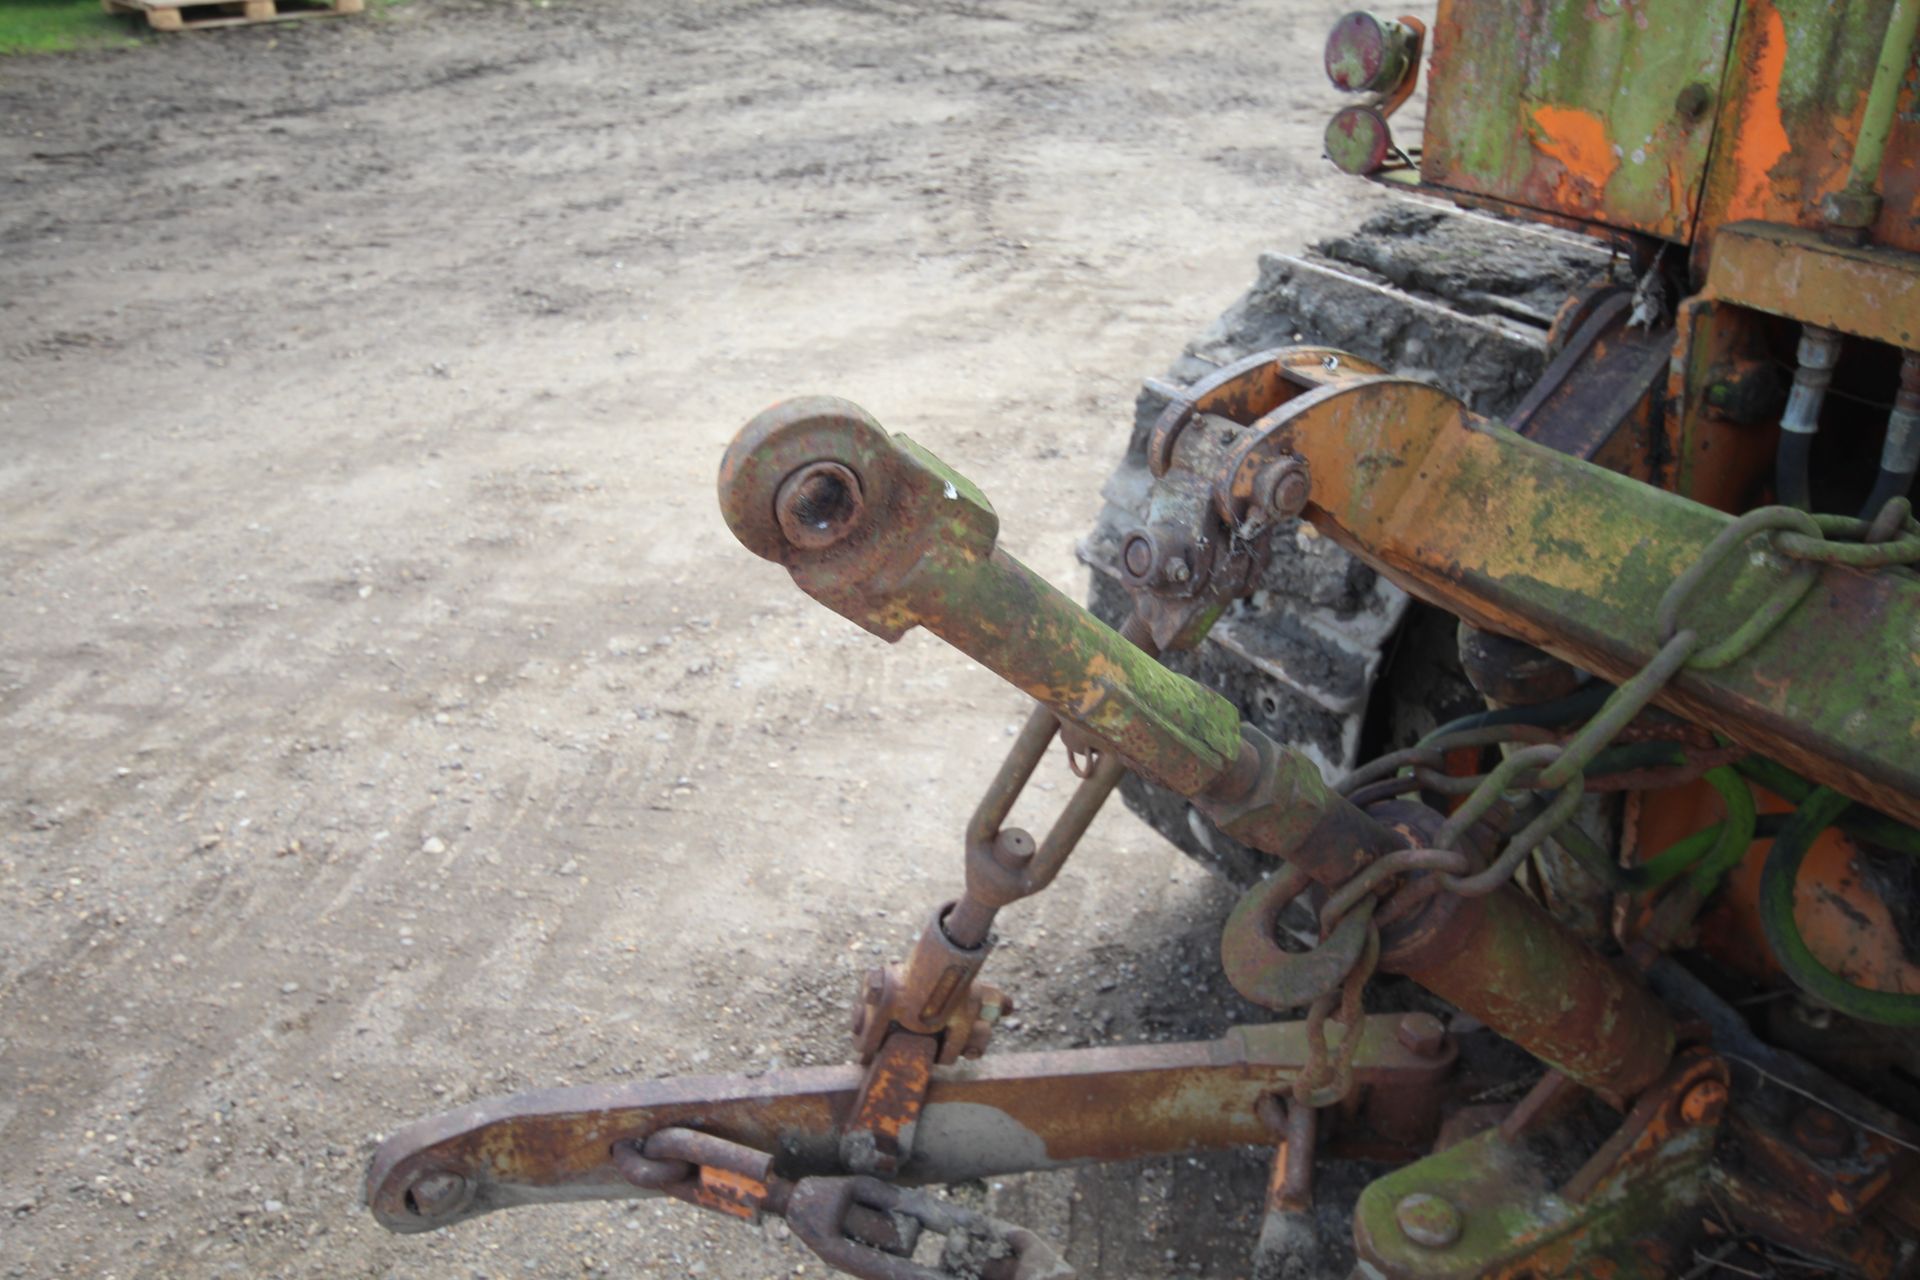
top-left (719, 397), bottom-right (1244, 796)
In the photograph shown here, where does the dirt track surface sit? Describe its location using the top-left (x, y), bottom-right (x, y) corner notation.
top-left (0, 2), bottom-right (1389, 1274)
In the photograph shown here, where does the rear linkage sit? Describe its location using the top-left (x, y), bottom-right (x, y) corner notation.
top-left (367, 352), bottom-right (1920, 1278)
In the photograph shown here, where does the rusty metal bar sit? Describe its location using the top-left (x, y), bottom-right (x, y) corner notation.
top-left (718, 396), bottom-right (1681, 1102)
top-left (1377, 884), bottom-right (1672, 1105)
top-left (366, 1018), bottom-right (1450, 1234)
top-left (718, 398), bottom-right (1243, 797)
top-left (1706, 221), bottom-right (1920, 350)
top-left (1252, 375), bottom-right (1920, 828)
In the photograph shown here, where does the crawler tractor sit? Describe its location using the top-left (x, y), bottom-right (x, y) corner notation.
top-left (369, 3), bottom-right (1920, 1276)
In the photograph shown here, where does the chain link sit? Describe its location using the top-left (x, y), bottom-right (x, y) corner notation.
top-left (1291, 921), bottom-right (1379, 1107)
top-left (1775, 497), bottom-right (1920, 566)
top-left (1291, 499), bottom-right (1914, 1082)
top-left (612, 1127), bottom-right (1071, 1280)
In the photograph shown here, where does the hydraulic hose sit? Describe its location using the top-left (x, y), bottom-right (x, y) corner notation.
top-left (1862, 351), bottom-right (1920, 519)
top-left (1775, 326), bottom-right (1842, 510)
top-left (1758, 786), bottom-right (1920, 1027)
top-left (1415, 681), bottom-right (1612, 748)
top-left (1775, 429), bottom-right (1815, 511)
top-left (1733, 756), bottom-right (1920, 857)
top-left (1683, 767), bottom-right (1761, 894)
top-left (1552, 763), bottom-right (1759, 892)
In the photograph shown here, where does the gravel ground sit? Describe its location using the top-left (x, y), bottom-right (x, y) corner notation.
top-left (0, 2), bottom-right (1393, 1275)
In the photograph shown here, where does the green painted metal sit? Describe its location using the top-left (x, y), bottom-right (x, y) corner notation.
top-left (1420, 0), bottom-right (1739, 239)
top-left (1759, 786), bottom-right (1920, 1026)
top-left (1267, 376), bottom-right (1920, 828)
top-left (721, 392), bottom-right (1684, 1102)
top-left (718, 397), bottom-right (1244, 797)
top-left (1351, 1120), bottom-right (1714, 1277)
top-left (1848, 0), bottom-right (1918, 191)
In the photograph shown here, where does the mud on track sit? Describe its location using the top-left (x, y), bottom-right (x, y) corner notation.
top-left (0, 2), bottom-right (1393, 1274)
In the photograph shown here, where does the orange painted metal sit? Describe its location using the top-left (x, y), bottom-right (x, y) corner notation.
top-left (1419, 0), bottom-right (1736, 240)
top-left (1695, 0), bottom-right (1920, 258)
top-left (841, 1031), bottom-right (937, 1176)
top-left (1691, 794), bottom-right (1920, 998)
top-left (1628, 772), bottom-right (1920, 1000)
top-left (1660, 297), bottom-right (1781, 513)
top-left (1702, 220), bottom-right (1920, 348)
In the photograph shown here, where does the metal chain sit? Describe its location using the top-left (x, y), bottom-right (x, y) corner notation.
top-left (1289, 500), bottom-right (1909, 1078)
top-left (1774, 496), bottom-right (1920, 567)
top-left (612, 1127), bottom-right (1070, 1280)
top-left (1291, 921), bottom-right (1380, 1107)
top-left (1362, 502), bottom-right (1903, 903)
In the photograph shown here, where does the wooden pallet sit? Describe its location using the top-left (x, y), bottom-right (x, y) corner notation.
top-left (102, 0), bottom-right (363, 32)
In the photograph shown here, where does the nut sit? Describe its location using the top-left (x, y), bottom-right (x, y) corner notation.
top-left (1790, 1106), bottom-right (1851, 1159)
top-left (1394, 1011), bottom-right (1447, 1058)
top-left (774, 461), bottom-right (865, 550)
top-left (405, 1170), bottom-right (470, 1219)
top-left (1394, 1192), bottom-right (1461, 1249)
top-left (1821, 188), bottom-right (1881, 232)
top-left (1679, 1078), bottom-right (1728, 1126)
top-left (1253, 457), bottom-right (1311, 521)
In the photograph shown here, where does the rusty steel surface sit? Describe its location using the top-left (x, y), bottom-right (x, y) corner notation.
top-left (720, 393), bottom-right (1685, 1102)
top-left (1376, 873), bottom-right (1675, 1104)
top-left (1220, 864), bottom-right (1373, 1011)
top-left (1504, 290), bottom-right (1671, 480)
top-left (1145, 346), bottom-right (1382, 478)
top-left (841, 1031), bottom-right (937, 1176)
top-left (1231, 371), bottom-right (1920, 827)
top-left (787, 1176), bottom-right (1073, 1280)
top-left (854, 906), bottom-right (999, 1065)
top-left (1352, 1051), bottom-right (1729, 1279)
top-left (1696, 0), bottom-right (1920, 256)
top-left (366, 1018), bottom-right (1452, 1234)
top-left (1420, 0), bottom-right (1737, 240)
top-left (719, 398), bottom-right (1242, 796)
top-left (616, 1127), bottom-right (1065, 1279)
top-left (1706, 220), bottom-right (1920, 348)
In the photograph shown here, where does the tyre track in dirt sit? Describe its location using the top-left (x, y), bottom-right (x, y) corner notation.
top-left (1, 2), bottom-right (1388, 1274)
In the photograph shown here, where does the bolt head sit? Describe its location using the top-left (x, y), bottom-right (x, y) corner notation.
top-left (1121, 533), bottom-right (1155, 579)
top-left (1822, 189), bottom-right (1881, 231)
top-left (1790, 1106), bottom-right (1851, 1158)
top-left (1394, 1012), bottom-right (1447, 1058)
top-left (774, 461), bottom-right (865, 551)
top-left (992, 828), bottom-right (1036, 871)
top-left (1395, 1192), bottom-right (1462, 1249)
top-left (406, 1170), bottom-right (469, 1219)
top-left (1679, 1078), bottom-right (1728, 1126)
top-left (1254, 457), bottom-right (1312, 521)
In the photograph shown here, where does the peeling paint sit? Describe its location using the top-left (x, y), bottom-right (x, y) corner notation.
top-left (1533, 104), bottom-right (1623, 200)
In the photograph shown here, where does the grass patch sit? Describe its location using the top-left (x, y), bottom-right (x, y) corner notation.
top-left (0, 0), bottom-right (142, 54)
